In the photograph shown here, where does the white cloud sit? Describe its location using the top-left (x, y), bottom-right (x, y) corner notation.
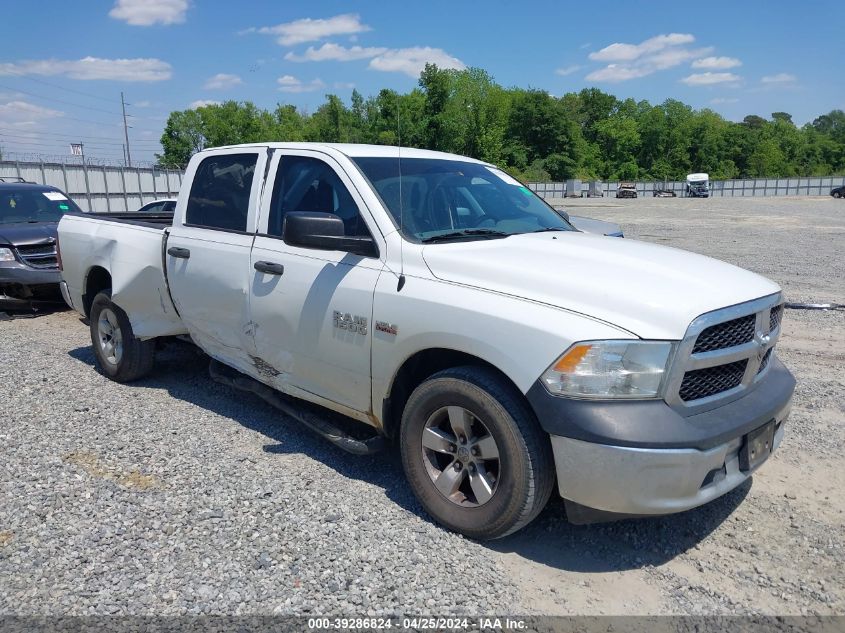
top-left (109, 0), bottom-right (188, 26)
top-left (589, 33), bottom-right (695, 62)
top-left (285, 43), bottom-right (388, 62)
top-left (0, 100), bottom-right (63, 121)
top-left (692, 56), bottom-right (742, 70)
top-left (586, 33), bottom-right (713, 83)
top-left (647, 46), bottom-right (713, 70)
top-left (203, 73), bottom-right (243, 90)
top-left (333, 82), bottom-right (356, 90)
top-left (188, 99), bottom-right (220, 109)
top-left (368, 47), bottom-right (465, 77)
top-left (277, 75), bottom-right (326, 93)
top-left (249, 14), bottom-right (370, 46)
top-left (586, 64), bottom-right (653, 82)
top-left (762, 73), bottom-right (797, 84)
top-left (710, 97), bottom-right (739, 104)
top-left (681, 72), bottom-right (741, 86)
top-left (0, 57), bottom-right (172, 81)
top-left (555, 65), bottom-right (581, 76)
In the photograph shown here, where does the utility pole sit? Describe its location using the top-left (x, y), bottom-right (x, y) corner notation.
top-left (121, 91), bottom-right (132, 167)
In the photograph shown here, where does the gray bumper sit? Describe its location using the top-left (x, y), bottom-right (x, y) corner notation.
top-left (551, 414), bottom-right (787, 516)
top-left (0, 262), bottom-right (62, 286)
top-left (527, 356), bottom-right (795, 518)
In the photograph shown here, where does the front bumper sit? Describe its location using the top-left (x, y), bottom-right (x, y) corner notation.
top-left (0, 263), bottom-right (62, 306)
top-left (527, 356), bottom-right (795, 519)
top-left (0, 261), bottom-right (62, 286)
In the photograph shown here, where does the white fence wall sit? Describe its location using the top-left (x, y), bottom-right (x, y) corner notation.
top-left (4, 158), bottom-right (843, 209)
top-left (0, 160), bottom-right (184, 212)
top-left (529, 176), bottom-right (845, 198)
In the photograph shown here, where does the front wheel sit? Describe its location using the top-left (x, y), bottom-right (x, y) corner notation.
top-left (400, 366), bottom-right (555, 540)
top-left (89, 291), bottom-right (155, 382)
top-left (834, 192), bottom-right (842, 199)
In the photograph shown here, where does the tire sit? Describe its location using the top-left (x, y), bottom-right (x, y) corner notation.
top-left (834, 192), bottom-right (842, 199)
top-left (89, 291), bottom-right (155, 382)
top-left (399, 366), bottom-right (555, 540)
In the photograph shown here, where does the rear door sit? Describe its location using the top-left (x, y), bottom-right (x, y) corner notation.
top-left (248, 149), bottom-right (385, 414)
top-left (166, 148), bottom-right (267, 372)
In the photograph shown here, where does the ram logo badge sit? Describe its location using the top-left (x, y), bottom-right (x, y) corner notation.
top-left (333, 311), bottom-right (368, 335)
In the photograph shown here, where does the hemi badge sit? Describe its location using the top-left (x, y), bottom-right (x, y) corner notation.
top-left (375, 321), bottom-right (398, 336)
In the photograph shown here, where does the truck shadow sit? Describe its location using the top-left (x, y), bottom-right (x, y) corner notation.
top-left (490, 481), bottom-right (750, 573)
top-left (0, 304), bottom-right (68, 320)
top-left (68, 341), bottom-right (752, 573)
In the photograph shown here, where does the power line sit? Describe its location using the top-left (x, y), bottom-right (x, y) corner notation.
top-left (9, 73), bottom-right (127, 105)
top-left (0, 130), bottom-right (161, 147)
top-left (0, 82), bottom-right (125, 117)
top-left (0, 127), bottom-right (160, 144)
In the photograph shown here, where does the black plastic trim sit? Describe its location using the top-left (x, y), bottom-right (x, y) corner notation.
top-left (526, 356), bottom-right (795, 450)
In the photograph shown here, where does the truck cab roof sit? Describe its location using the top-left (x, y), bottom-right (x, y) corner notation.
top-left (202, 142), bottom-right (493, 164)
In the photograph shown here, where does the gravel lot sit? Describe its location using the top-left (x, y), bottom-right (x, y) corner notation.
top-left (1, 196), bottom-right (843, 616)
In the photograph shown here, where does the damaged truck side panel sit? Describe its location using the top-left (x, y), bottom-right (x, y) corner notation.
top-left (59, 216), bottom-right (186, 338)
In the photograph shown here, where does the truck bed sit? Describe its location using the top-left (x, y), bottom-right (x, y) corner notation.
top-left (58, 212), bottom-right (187, 339)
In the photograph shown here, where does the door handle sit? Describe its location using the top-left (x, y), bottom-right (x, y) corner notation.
top-left (167, 247), bottom-right (191, 259)
top-left (254, 261), bottom-right (285, 275)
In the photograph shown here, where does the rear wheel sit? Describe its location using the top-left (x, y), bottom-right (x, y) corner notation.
top-left (89, 291), bottom-right (155, 382)
top-left (400, 366), bottom-right (555, 540)
top-left (834, 191), bottom-right (842, 199)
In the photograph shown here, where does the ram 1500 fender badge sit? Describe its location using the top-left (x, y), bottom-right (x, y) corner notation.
top-left (375, 321), bottom-right (398, 336)
top-left (333, 311), bottom-right (368, 335)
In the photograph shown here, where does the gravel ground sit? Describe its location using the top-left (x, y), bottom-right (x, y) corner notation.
top-left (0, 196), bottom-right (843, 616)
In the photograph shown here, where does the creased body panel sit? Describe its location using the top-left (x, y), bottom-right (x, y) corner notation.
top-left (58, 215), bottom-right (187, 338)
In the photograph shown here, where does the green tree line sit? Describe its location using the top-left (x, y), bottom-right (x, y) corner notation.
top-left (159, 64), bottom-right (845, 181)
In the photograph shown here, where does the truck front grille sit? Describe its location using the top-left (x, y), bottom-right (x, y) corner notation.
top-left (16, 242), bottom-right (58, 269)
top-left (665, 294), bottom-right (784, 414)
top-left (679, 360), bottom-right (748, 401)
top-left (692, 314), bottom-right (755, 353)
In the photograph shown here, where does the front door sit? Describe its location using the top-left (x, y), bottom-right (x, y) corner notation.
top-left (249, 150), bottom-right (385, 415)
top-left (166, 149), bottom-right (267, 373)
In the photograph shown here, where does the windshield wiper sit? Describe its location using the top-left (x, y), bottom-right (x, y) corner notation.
top-left (420, 229), bottom-right (510, 243)
top-left (532, 227), bottom-right (569, 233)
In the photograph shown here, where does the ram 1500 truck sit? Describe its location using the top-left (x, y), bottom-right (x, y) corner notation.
top-left (57, 143), bottom-right (795, 539)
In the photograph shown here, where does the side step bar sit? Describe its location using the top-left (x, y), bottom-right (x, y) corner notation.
top-left (208, 359), bottom-right (385, 456)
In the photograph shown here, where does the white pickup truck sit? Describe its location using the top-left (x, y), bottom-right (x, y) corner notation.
top-left (57, 143), bottom-right (795, 539)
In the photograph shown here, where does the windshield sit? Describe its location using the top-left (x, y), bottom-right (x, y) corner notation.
top-left (0, 189), bottom-right (81, 225)
top-left (352, 157), bottom-right (573, 242)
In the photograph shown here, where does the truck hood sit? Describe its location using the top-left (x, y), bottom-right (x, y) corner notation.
top-left (421, 232), bottom-right (780, 340)
top-left (0, 222), bottom-right (58, 247)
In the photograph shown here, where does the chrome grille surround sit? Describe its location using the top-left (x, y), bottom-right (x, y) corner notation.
top-left (664, 293), bottom-right (784, 416)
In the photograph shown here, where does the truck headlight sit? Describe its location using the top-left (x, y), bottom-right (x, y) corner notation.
top-left (541, 340), bottom-right (673, 399)
top-left (0, 247), bottom-right (15, 262)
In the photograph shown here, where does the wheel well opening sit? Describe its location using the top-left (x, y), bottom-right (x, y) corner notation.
top-left (382, 348), bottom-right (517, 440)
top-left (83, 266), bottom-right (112, 317)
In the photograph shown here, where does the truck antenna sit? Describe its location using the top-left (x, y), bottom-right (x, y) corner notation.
top-left (396, 95), bottom-right (406, 292)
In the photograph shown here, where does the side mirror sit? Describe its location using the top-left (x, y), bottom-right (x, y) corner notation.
top-left (283, 211), bottom-right (378, 258)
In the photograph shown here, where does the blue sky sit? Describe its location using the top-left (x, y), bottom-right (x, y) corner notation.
top-left (1, 0), bottom-right (842, 164)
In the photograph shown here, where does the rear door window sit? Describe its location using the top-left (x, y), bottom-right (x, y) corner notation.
top-left (186, 154), bottom-right (257, 232)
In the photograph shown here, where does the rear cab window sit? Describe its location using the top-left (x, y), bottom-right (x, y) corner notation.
top-left (185, 154), bottom-right (257, 232)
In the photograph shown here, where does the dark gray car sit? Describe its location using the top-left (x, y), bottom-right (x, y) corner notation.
top-left (0, 183), bottom-right (83, 307)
